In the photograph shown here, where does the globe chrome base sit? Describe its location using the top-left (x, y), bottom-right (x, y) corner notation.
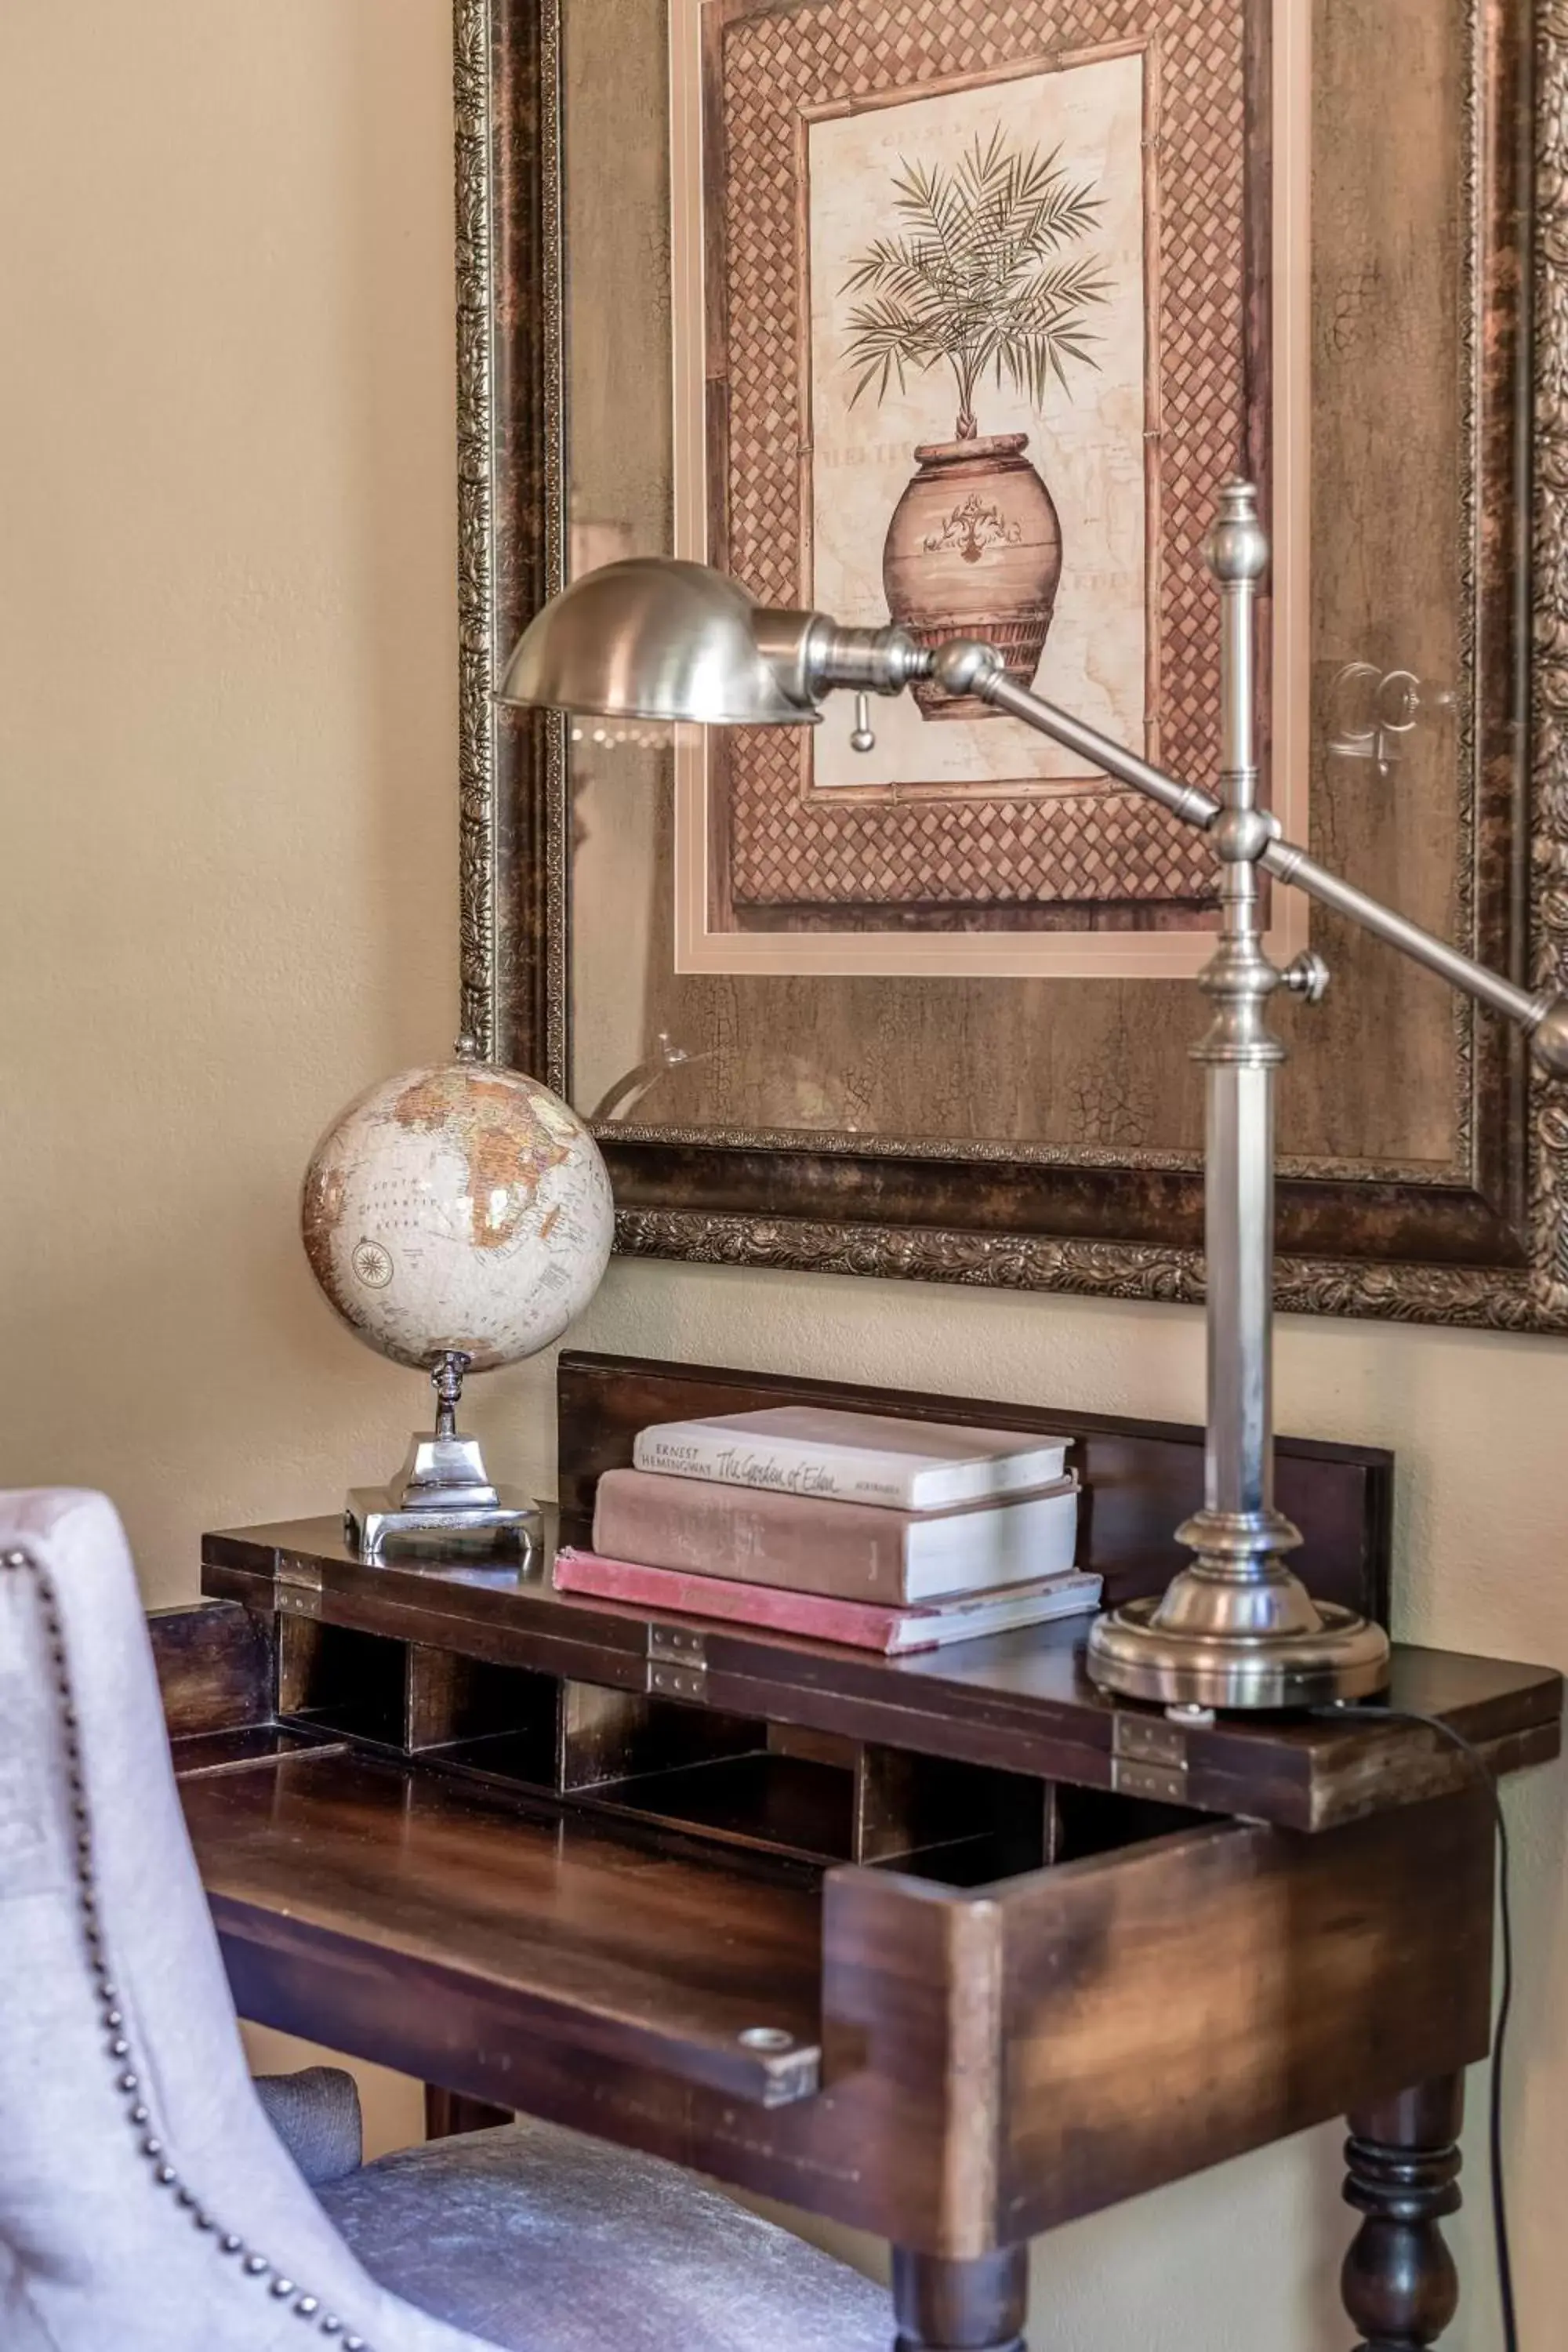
top-left (346, 1486), bottom-right (539, 1565)
top-left (1085, 1593), bottom-right (1392, 1711)
top-left (346, 1347), bottom-right (543, 1562)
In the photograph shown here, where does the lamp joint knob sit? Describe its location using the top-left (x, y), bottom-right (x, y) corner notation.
top-left (1283, 949), bottom-right (1331, 1005)
top-left (1530, 996), bottom-right (1568, 1076)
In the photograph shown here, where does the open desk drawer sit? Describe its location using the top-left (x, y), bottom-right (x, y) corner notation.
top-left (176, 1733), bottom-right (1180, 2114)
top-left (159, 1583), bottom-right (1534, 2249)
top-left (178, 1748), bottom-right (825, 2107)
top-left (174, 1737), bottom-right (1497, 2256)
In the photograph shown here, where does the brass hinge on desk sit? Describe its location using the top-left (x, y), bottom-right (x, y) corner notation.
top-left (647, 1622), bottom-right (708, 1702)
top-left (274, 1552), bottom-right (325, 1617)
top-left (1111, 1712), bottom-right (1191, 1804)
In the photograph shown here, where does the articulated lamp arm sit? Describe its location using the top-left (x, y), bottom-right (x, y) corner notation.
top-left (496, 517), bottom-right (1568, 1065)
top-left (793, 619), bottom-right (1568, 1073)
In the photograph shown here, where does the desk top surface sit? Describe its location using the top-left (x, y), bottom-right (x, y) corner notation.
top-left (203, 1511), bottom-right (1563, 1834)
top-left (199, 1349), bottom-right (1563, 1835)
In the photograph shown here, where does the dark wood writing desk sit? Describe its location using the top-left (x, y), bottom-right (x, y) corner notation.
top-left (152, 1355), bottom-right (1563, 2352)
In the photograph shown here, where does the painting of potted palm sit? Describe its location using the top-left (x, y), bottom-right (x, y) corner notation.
top-left (840, 126), bottom-right (1109, 717)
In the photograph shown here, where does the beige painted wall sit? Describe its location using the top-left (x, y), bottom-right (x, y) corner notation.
top-left (2, 3), bottom-right (1565, 2343)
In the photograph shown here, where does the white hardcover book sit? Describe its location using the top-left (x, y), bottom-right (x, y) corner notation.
top-left (631, 1403), bottom-right (1073, 1512)
top-left (889, 1481), bottom-right (1080, 1599)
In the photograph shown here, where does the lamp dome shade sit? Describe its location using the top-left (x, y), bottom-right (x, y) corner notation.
top-left (497, 557), bottom-right (815, 727)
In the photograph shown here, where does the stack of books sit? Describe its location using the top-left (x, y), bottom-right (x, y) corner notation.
top-left (552, 1403), bottom-right (1100, 1654)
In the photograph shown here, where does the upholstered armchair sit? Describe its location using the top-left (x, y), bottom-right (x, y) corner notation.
top-left (0, 1487), bottom-right (891, 2350)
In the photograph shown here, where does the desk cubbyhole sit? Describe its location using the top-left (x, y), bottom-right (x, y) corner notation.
top-left (592, 1747), bottom-right (856, 1864)
top-left (855, 1744), bottom-right (1049, 1868)
top-left (575, 1723), bottom-right (1055, 1872)
top-left (561, 1686), bottom-right (849, 1862)
top-left (559, 1682), bottom-right (762, 1791)
top-left (278, 1618), bottom-right (407, 1748)
top-left (859, 1744), bottom-right (1051, 1881)
top-left (1054, 1781), bottom-right (1203, 1863)
top-left (405, 1647), bottom-right (560, 1789)
top-left (880, 1779), bottom-right (1198, 1887)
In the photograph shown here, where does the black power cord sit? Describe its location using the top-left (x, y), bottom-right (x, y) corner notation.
top-left (1315, 1704), bottom-right (1516, 2352)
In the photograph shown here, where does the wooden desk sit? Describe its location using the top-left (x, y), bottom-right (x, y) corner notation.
top-left (154, 1355), bottom-right (1563, 2352)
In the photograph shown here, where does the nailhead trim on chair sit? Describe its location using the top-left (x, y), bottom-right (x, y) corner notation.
top-left (1, 1547), bottom-right (373, 2348)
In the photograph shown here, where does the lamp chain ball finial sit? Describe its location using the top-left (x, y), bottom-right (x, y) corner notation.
top-left (1204, 474), bottom-right (1270, 586)
top-left (849, 692), bottom-right (876, 753)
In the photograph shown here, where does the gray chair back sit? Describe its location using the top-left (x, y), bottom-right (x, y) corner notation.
top-left (0, 1486), bottom-right (498, 2352)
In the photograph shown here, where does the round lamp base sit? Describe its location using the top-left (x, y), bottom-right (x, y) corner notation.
top-left (1085, 1595), bottom-right (1392, 1712)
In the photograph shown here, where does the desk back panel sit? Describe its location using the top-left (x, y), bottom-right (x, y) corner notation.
top-left (556, 1352), bottom-right (1393, 1626)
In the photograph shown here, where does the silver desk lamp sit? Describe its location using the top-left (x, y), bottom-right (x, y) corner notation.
top-left (499, 482), bottom-right (1568, 1712)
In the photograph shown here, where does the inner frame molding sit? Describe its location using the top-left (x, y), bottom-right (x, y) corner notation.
top-left (453, 0), bottom-right (1568, 1331)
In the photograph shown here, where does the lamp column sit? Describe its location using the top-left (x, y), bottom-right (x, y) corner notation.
top-left (1085, 481), bottom-right (1389, 1710)
top-left (1184, 481), bottom-right (1301, 1607)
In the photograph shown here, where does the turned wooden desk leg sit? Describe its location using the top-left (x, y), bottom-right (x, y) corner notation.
top-left (891, 2249), bottom-right (1029, 2352)
top-left (1341, 2076), bottom-right (1465, 2350)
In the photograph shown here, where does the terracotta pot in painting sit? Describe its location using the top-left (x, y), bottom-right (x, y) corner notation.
top-left (882, 434), bottom-right (1063, 720)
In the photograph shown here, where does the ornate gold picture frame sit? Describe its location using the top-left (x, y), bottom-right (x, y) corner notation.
top-left (456, 0), bottom-right (1568, 1331)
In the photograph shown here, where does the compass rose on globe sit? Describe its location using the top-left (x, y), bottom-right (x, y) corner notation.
top-left (350, 1239), bottom-right (394, 1289)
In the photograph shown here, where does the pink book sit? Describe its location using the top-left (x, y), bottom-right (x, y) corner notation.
top-left (591, 1464), bottom-right (1080, 1605)
top-left (553, 1548), bottom-right (1102, 1656)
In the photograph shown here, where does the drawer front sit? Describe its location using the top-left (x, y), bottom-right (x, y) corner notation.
top-left (989, 1789), bottom-right (1495, 2240)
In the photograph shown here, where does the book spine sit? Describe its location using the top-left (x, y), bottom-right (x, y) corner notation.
top-left (554, 1549), bottom-right (908, 1651)
top-left (593, 1468), bottom-right (918, 1601)
top-left (632, 1427), bottom-right (919, 1508)
top-left (554, 1550), bottom-right (1103, 1655)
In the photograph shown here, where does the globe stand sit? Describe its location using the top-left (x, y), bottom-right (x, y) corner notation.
top-left (347, 1351), bottom-right (539, 1564)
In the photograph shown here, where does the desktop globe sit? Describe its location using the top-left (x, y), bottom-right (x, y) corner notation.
top-left (302, 1059), bottom-right (612, 1372)
top-left (301, 1056), bottom-right (614, 1557)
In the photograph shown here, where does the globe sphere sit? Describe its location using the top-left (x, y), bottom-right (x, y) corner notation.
top-left (300, 1062), bottom-right (613, 1373)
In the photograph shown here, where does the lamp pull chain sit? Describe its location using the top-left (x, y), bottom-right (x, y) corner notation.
top-left (850, 692), bottom-right (876, 753)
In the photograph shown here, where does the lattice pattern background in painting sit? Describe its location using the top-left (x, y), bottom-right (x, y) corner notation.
top-left (710, 0), bottom-right (1254, 916)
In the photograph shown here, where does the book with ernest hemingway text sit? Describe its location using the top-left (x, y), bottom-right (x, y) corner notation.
top-left (554, 1548), bottom-right (1102, 1655)
top-left (630, 1404), bottom-right (1072, 1512)
top-left (591, 1465), bottom-right (1080, 1605)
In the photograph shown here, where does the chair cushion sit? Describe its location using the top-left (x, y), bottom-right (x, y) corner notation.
top-left (320, 2118), bottom-right (890, 2352)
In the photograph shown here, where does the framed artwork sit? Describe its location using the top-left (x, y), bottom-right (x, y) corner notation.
top-left (456, 0), bottom-right (1568, 1332)
top-left (669, 0), bottom-right (1309, 978)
